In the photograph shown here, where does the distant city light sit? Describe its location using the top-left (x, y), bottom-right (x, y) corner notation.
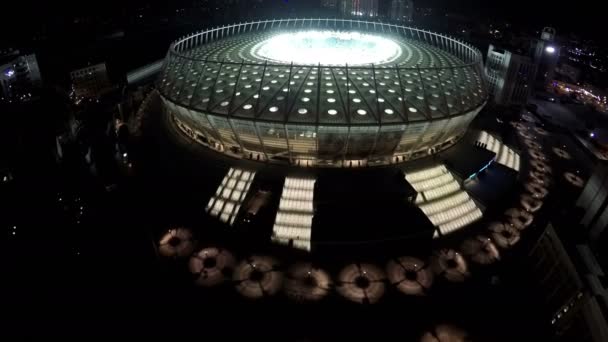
top-left (590, 132), bottom-right (596, 138)
top-left (4, 68), bottom-right (15, 77)
top-left (545, 46), bottom-right (556, 54)
top-left (252, 30), bottom-right (402, 66)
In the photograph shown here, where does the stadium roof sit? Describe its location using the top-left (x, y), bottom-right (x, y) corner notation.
top-left (160, 19), bottom-right (487, 126)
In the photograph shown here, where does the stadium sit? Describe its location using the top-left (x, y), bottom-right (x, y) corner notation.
top-left (139, 19), bottom-right (566, 324)
top-left (158, 18), bottom-right (487, 167)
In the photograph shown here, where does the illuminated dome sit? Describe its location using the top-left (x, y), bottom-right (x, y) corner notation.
top-left (159, 19), bottom-right (487, 167)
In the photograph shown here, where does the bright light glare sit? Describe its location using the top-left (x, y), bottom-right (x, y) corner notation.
top-left (252, 30), bottom-right (402, 66)
top-left (545, 46), bottom-right (556, 54)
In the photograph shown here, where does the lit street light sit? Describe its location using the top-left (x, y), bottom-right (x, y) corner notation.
top-left (545, 46), bottom-right (556, 54)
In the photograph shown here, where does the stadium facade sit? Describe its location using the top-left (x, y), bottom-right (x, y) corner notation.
top-left (159, 19), bottom-right (487, 167)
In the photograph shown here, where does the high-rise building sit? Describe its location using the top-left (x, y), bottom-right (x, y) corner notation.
top-left (321, 0), bottom-right (339, 10)
top-left (577, 162), bottom-right (608, 250)
top-left (533, 27), bottom-right (559, 89)
top-left (0, 49), bottom-right (42, 103)
top-left (389, 0), bottom-right (414, 22)
top-left (70, 63), bottom-right (112, 100)
top-left (320, 0), bottom-right (340, 16)
top-left (528, 224), bottom-right (608, 342)
top-left (485, 44), bottom-right (536, 105)
top-left (340, 0), bottom-right (380, 18)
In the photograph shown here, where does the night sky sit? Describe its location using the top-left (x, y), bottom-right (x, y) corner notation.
top-left (436, 0), bottom-right (602, 39)
top-left (0, 0), bottom-right (603, 42)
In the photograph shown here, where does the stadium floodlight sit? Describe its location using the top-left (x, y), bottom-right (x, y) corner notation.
top-left (252, 30), bottom-right (403, 66)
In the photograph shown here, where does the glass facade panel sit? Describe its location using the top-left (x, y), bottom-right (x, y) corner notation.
top-left (346, 126), bottom-right (379, 159)
top-left (416, 119), bottom-right (448, 151)
top-left (181, 109), bottom-right (209, 141)
top-left (436, 117), bottom-right (461, 145)
top-left (318, 125), bottom-right (348, 161)
top-left (395, 122), bottom-right (428, 153)
top-left (256, 122), bottom-right (289, 159)
top-left (207, 115), bottom-right (240, 151)
top-left (230, 118), bottom-right (264, 154)
top-left (190, 110), bottom-right (222, 145)
top-left (372, 125), bottom-right (406, 158)
top-left (286, 125), bottom-right (317, 159)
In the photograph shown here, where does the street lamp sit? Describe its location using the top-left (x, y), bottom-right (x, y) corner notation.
top-left (545, 46), bottom-right (556, 54)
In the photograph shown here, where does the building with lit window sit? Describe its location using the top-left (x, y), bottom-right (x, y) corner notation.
top-left (485, 44), bottom-right (535, 106)
top-left (70, 63), bottom-right (112, 100)
top-left (528, 224), bottom-right (608, 342)
top-left (159, 19), bottom-right (486, 168)
top-left (321, 0), bottom-right (339, 10)
top-left (340, 0), bottom-right (380, 18)
top-left (577, 162), bottom-right (608, 251)
top-left (389, 0), bottom-right (414, 22)
top-left (533, 27), bottom-right (559, 89)
top-left (0, 49), bottom-right (42, 103)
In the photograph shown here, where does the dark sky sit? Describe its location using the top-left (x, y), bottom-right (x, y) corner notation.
top-left (1, 0), bottom-right (604, 42)
top-left (430, 0), bottom-right (603, 40)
